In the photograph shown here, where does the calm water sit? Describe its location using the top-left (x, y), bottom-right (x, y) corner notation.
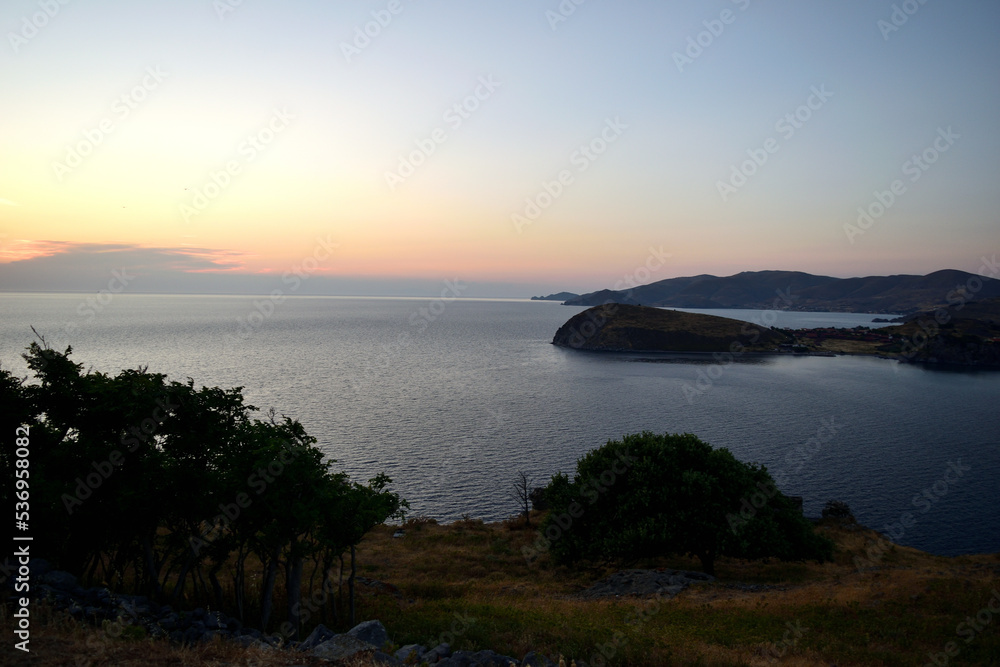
top-left (1, 293), bottom-right (997, 556)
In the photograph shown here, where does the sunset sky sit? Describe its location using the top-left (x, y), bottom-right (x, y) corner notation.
top-left (1, 0), bottom-right (998, 296)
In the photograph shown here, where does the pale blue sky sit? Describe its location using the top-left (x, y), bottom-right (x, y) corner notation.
top-left (1, 0), bottom-right (998, 296)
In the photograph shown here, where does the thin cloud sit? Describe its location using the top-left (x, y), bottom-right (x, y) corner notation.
top-left (0, 242), bottom-right (253, 292)
top-left (0, 198), bottom-right (20, 207)
top-left (0, 239), bottom-right (73, 263)
top-left (0, 242), bottom-right (247, 271)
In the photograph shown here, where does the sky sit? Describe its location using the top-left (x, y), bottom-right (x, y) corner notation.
top-left (1, 0), bottom-right (998, 297)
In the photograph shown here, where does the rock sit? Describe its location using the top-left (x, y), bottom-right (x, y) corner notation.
top-left (436, 652), bottom-right (475, 667)
top-left (521, 651), bottom-right (556, 666)
top-left (470, 649), bottom-right (519, 666)
top-left (29, 558), bottom-right (53, 577)
top-left (356, 576), bottom-right (405, 599)
top-left (312, 634), bottom-right (377, 661)
top-left (347, 619), bottom-right (389, 649)
top-left (576, 568), bottom-right (714, 600)
top-left (159, 612), bottom-right (180, 630)
top-left (394, 643), bottom-right (426, 662)
top-left (39, 570), bottom-right (78, 589)
top-left (423, 642), bottom-right (452, 662)
top-left (300, 623), bottom-right (338, 651)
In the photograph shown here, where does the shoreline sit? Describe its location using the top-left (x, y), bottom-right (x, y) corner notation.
top-left (552, 342), bottom-right (1000, 369)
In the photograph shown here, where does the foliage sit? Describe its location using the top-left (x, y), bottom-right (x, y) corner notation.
top-left (539, 431), bottom-right (832, 574)
top-left (528, 486), bottom-right (548, 511)
top-left (822, 500), bottom-right (855, 521)
top-left (0, 341), bottom-right (405, 635)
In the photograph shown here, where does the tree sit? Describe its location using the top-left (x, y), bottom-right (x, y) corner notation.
top-left (540, 432), bottom-right (832, 575)
top-left (508, 470), bottom-right (532, 527)
top-left (4, 340), bottom-right (406, 634)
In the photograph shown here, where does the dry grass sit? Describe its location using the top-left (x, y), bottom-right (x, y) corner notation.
top-left (0, 602), bottom-right (333, 667)
top-left (4, 517), bottom-right (999, 666)
top-left (813, 339), bottom-right (884, 355)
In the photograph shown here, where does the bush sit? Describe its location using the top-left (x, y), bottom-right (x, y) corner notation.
top-left (821, 500), bottom-right (855, 522)
top-left (539, 432), bottom-right (833, 575)
top-left (528, 486), bottom-right (549, 511)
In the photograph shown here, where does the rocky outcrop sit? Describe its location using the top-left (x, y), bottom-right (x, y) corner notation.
top-left (30, 562), bottom-right (272, 647)
top-left (553, 304), bottom-right (787, 353)
top-left (575, 569), bottom-right (714, 600)
top-left (25, 558), bottom-right (391, 659)
top-left (23, 559), bottom-right (593, 666)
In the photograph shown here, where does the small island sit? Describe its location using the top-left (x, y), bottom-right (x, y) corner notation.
top-left (552, 303), bottom-right (787, 352)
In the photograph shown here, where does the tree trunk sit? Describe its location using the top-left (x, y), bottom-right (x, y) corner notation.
top-left (320, 557), bottom-right (337, 624)
top-left (321, 550), bottom-right (337, 623)
top-left (194, 563), bottom-right (209, 602)
top-left (338, 553), bottom-right (345, 621)
top-left (142, 533), bottom-right (162, 599)
top-left (348, 545), bottom-right (356, 626)
top-left (170, 554), bottom-right (194, 606)
top-left (208, 562), bottom-right (225, 610)
top-left (259, 547), bottom-right (281, 631)
top-left (234, 548), bottom-right (246, 622)
top-left (698, 550), bottom-right (716, 577)
top-left (285, 552), bottom-right (304, 640)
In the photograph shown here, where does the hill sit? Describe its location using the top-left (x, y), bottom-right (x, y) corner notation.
top-left (552, 303), bottom-right (788, 352)
top-left (776, 298), bottom-right (1000, 367)
top-left (885, 297), bottom-right (1000, 366)
top-left (896, 295), bottom-right (1000, 326)
top-left (530, 291), bottom-right (579, 301)
top-left (7, 518), bottom-right (1000, 667)
top-left (563, 269), bottom-right (1000, 314)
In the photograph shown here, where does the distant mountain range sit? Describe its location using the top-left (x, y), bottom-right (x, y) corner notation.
top-left (561, 270), bottom-right (1000, 315)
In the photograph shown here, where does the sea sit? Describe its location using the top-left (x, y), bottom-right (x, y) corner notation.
top-left (1, 293), bottom-right (997, 557)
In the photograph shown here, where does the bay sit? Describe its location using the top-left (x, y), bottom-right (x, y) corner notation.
top-left (1, 293), bottom-right (996, 557)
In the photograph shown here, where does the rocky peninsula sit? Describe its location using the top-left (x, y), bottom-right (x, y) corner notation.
top-left (552, 303), bottom-right (788, 353)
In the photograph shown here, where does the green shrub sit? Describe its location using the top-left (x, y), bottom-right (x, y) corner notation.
top-left (540, 431), bottom-right (832, 575)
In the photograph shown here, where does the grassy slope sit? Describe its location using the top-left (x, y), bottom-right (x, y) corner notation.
top-left (8, 517), bottom-right (998, 666)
